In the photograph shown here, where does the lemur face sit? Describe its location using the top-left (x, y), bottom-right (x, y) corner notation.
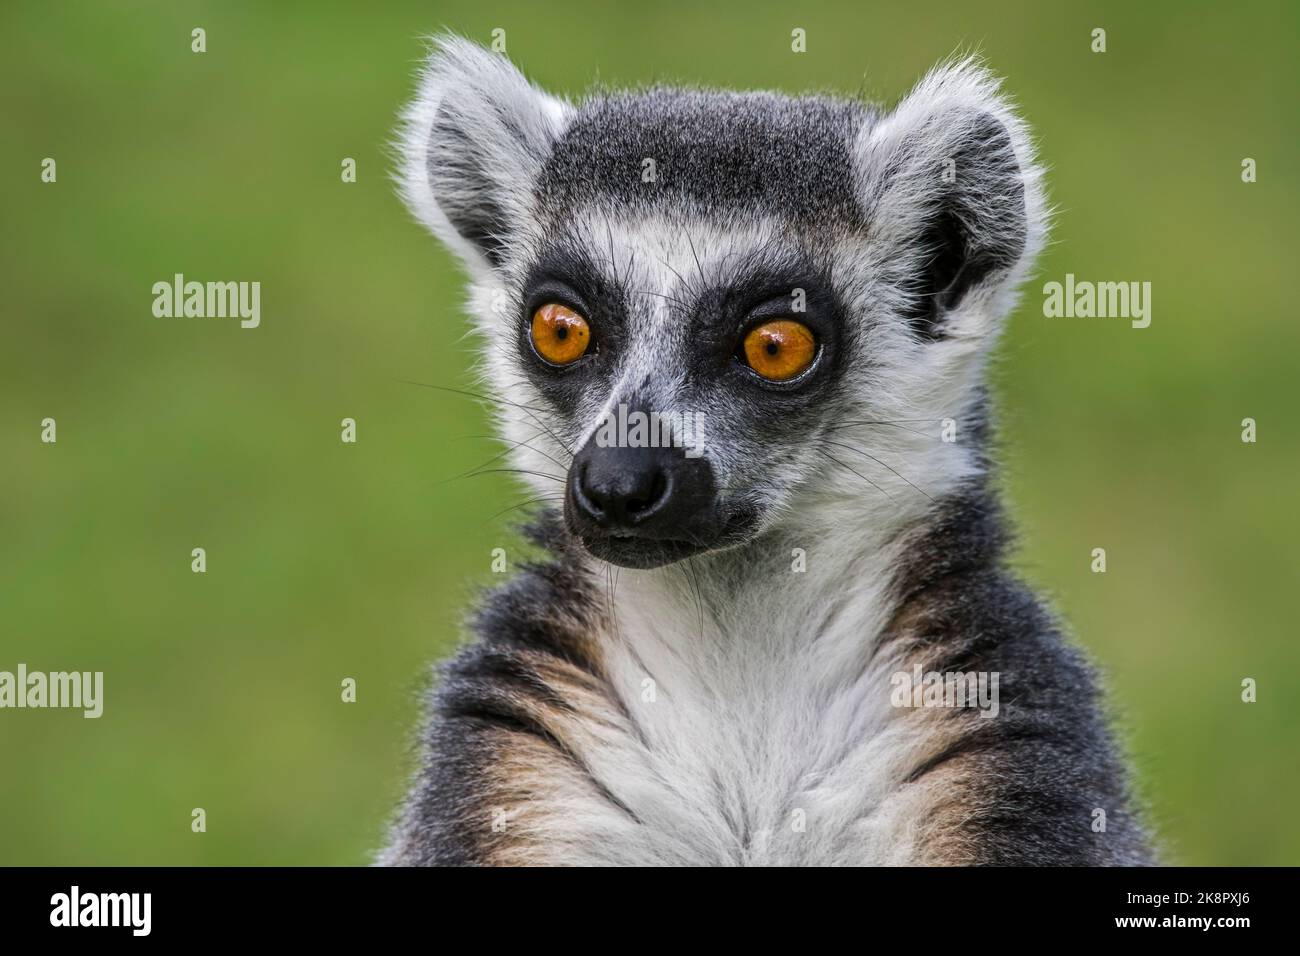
top-left (400, 39), bottom-right (1045, 569)
top-left (515, 93), bottom-right (865, 568)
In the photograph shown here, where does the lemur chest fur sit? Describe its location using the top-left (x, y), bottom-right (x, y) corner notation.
top-left (463, 540), bottom-right (963, 867)
top-left (512, 638), bottom-right (939, 866)
top-left (382, 502), bottom-right (1152, 867)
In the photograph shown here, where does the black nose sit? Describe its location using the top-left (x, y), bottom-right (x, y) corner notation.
top-left (571, 450), bottom-right (672, 529)
top-left (564, 437), bottom-right (724, 567)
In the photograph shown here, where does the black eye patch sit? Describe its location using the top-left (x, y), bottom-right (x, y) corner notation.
top-left (515, 236), bottom-right (852, 415)
top-left (516, 243), bottom-right (632, 413)
top-left (687, 254), bottom-right (843, 364)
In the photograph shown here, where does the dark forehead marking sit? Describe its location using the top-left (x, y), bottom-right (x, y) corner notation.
top-left (538, 88), bottom-right (873, 225)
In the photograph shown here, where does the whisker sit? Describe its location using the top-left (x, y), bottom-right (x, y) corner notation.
top-left (684, 556), bottom-right (706, 639)
top-left (820, 438), bottom-right (934, 501)
top-left (823, 419), bottom-right (949, 441)
top-left (485, 494), bottom-right (565, 523)
top-left (439, 430), bottom-right (565, 484)
top-left (604, 216), bottom-right (625, 291)
top-left (656, 253), bottom-right (690, 289)
top-left (634, 289), bottom-right (692, 311)
top-left (685, 231), bottom-right (708, 286)
top-left (828, 418), bottom-right (947, 425)
top-left (498, 433), bottom-right (569, 471)
top-left (465, 467), bottom-right (566, 484)
top-left (397, 376), bottom-right (577, 456)
top-left (395, 378), bottom-right (544, 413)
top-left (817, 448), bottom-right (895, 501)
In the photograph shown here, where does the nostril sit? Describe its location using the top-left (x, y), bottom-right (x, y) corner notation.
top-left (625, 470), bottom-right (669, 516)
top-left (574, 461), bottom-right (672, 529)
top-left (573, 463), bottom-right (607, 520)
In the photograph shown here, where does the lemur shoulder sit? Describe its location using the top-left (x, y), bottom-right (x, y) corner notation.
top-left (381, 36), bottom-right (1153, 866)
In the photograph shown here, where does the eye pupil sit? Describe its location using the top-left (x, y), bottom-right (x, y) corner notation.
top-left (531, 303), bottom-right (590, 366)
top-left (741, 319), bottom-right (816, 382)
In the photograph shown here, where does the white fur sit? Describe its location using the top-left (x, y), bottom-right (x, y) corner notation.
top-left (853, 57), bottom-right (1049, 363)
top-left (495, 522), bottom-right (952, 865)
top-left (398, 46), bottom-right (1048, 865)
top-left (394, 36), bottom-right (570, 278)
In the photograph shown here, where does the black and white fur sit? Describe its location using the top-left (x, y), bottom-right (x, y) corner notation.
top-left (382, 36), bottom-right (1152, 866)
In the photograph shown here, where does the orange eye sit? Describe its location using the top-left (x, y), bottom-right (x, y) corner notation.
top-left (741, 319), bottom-right (817, 381)
top-left (530, 303), bottom-right (590, 365)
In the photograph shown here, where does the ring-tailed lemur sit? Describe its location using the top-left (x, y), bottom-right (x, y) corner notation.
top-left (382, 36), bottom-right (1152, 866)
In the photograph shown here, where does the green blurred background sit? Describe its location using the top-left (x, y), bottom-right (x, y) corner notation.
top-left (1, 0), bottom-right (1296, 865)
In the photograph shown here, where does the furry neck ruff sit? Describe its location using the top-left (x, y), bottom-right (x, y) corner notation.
top-left (383, 470), bottom-right (1150, 865)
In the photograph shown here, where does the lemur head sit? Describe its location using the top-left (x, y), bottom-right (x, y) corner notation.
top-left (399, 37), bottom-right (1046, 570)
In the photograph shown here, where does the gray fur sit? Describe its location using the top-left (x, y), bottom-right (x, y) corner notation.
top-left (539, 89), bottom-right (869, 226)
top-left (383, 36), bottom-right (1152, 866)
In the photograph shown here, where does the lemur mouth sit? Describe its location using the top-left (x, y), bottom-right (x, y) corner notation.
top-left (579, 533), bottom-right (710, 570)
top-left (575, 504), bottom-right (761, 569)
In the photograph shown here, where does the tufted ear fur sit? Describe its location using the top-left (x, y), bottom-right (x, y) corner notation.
top-left (397, 36), bottom-right (570, 273)
top-left (853, 59), bottom-right (1047, 341)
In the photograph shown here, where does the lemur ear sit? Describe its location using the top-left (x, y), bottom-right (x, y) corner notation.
top-left (852, 59), bottom-right (1046, 340)
top-left (397, 36), bottom-right (569, 271)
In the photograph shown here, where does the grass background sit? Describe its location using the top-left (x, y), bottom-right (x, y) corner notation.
top-left (1, 0), bottom-right (1296, 865)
